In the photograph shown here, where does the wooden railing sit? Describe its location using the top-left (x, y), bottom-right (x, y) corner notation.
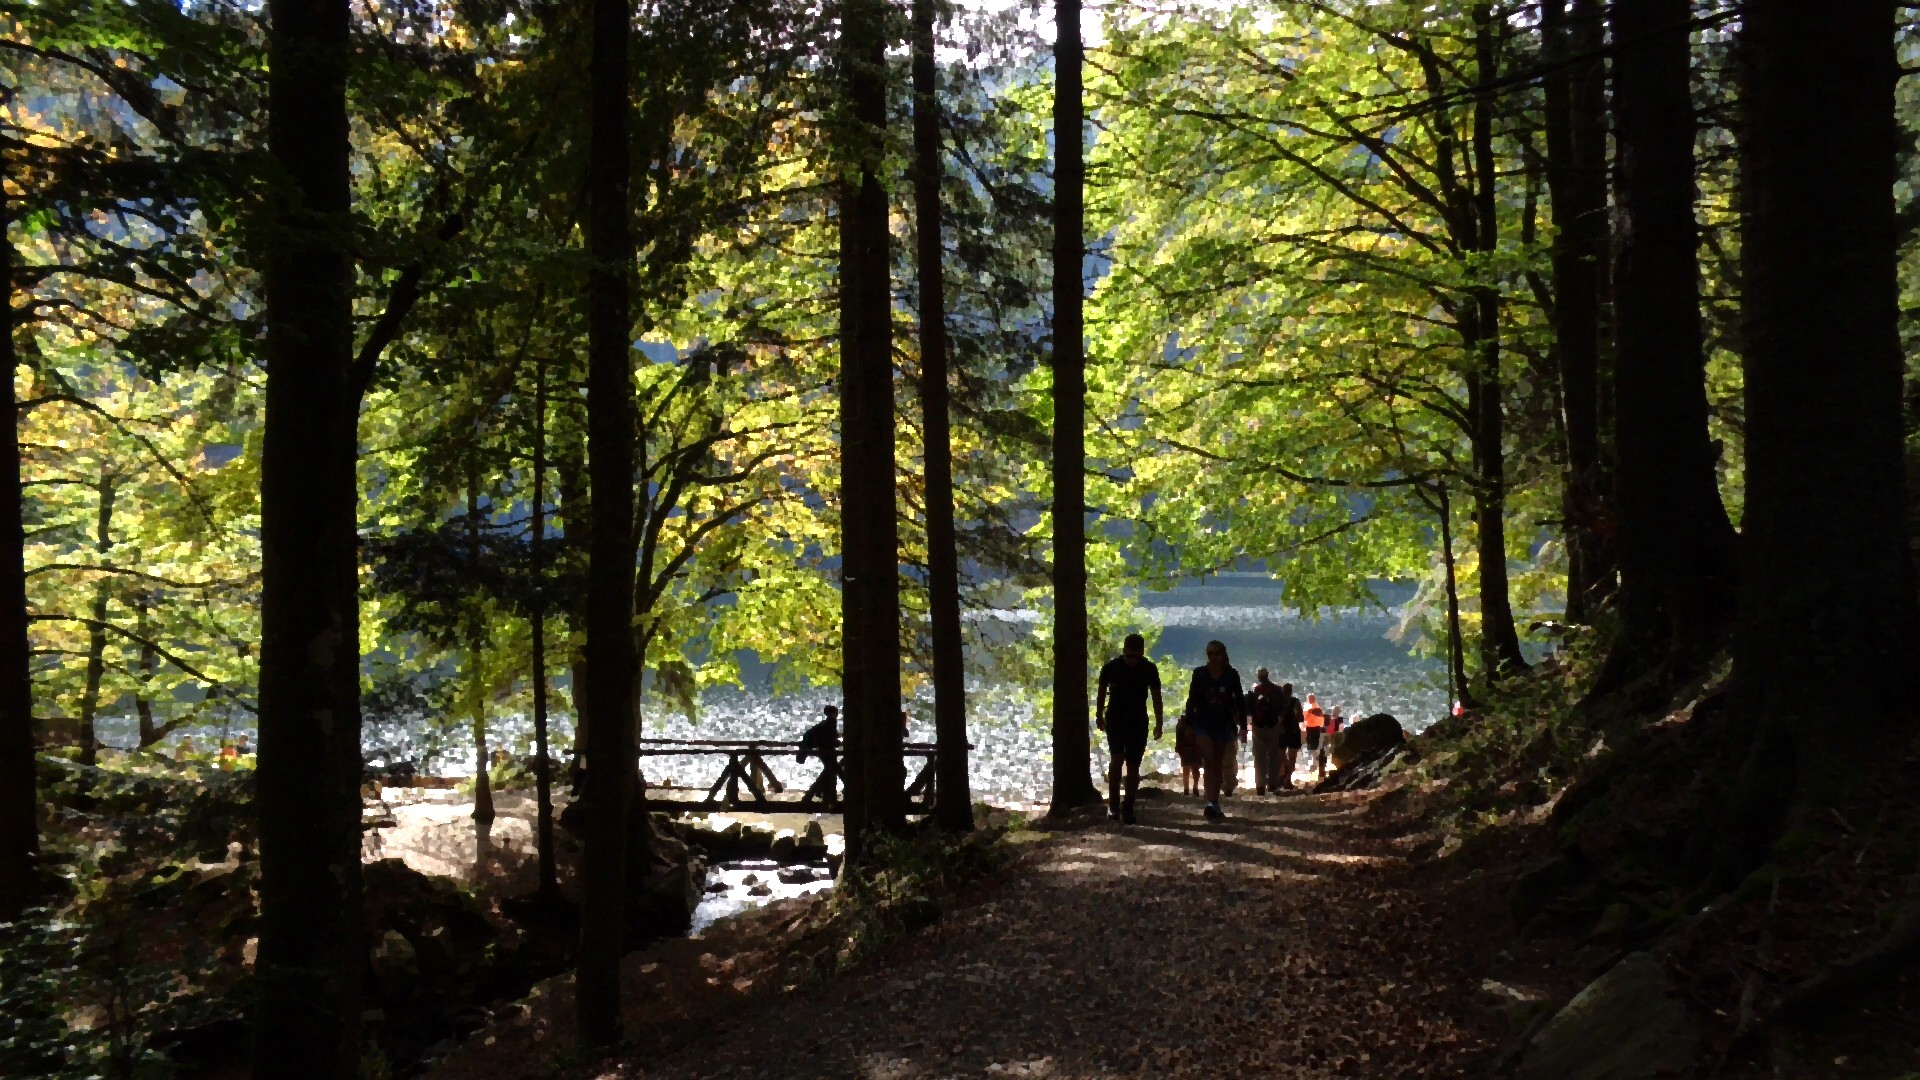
top-left (637, 738), bottom-right (952, 813)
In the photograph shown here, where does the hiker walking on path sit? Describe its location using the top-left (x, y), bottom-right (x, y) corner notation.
top-left (1303, 694), bottom-right (1328, 780)
top-left (1277, 682), bottom-right (1304, 787)
top-left (1182, 640), bottom-right (1245, 822)
top-left (1248, 667), bottom-right (1287, 795)
top-left (1175, 715), bottom-right (1201, 796)
top-left (1096, 632), bottom-right (1165, 825)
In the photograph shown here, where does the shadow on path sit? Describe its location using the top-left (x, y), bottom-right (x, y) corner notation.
top-left (573, 788), bottom-right (1501, 1080)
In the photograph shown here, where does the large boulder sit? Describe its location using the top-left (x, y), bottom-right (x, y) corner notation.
top-left (626, 831), bottom-right (705, 939)
top-left (1331, 713), bottom-right (1405, 770)
top-left (672, 816), bottom-right (775, 860)
top-left (769, 828), bottom-right (799, 863)
top-left (1515, 952), bottom-right (1698, 1080)
top-left (1312, 743), bottom-right (1408, 793)
top-left (798, 820), bottom-right (828, 855)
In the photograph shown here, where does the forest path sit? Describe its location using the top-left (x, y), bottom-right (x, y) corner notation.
top-left (609, 787), bottom-right (1501, 1080)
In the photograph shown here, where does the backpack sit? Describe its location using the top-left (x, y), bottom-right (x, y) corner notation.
top-left (1250, 685), bottom-right (1279, 728)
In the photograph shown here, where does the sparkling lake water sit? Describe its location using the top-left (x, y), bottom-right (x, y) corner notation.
top-left (102, 581), bottom-right (1449, 804)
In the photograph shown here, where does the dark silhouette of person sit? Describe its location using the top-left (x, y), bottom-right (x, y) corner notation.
top-left (1096, 632), bottom-right (1165, 825)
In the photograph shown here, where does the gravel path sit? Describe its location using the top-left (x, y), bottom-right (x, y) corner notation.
top-left (604, 788), bottom-right (1502, 1080)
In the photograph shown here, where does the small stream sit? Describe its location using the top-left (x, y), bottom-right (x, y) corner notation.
top-left (693, 859), bottom-right (836, 934)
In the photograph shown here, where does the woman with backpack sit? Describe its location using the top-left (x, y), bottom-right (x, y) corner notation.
top-left (1182, 640), bottom-right (1246, 822)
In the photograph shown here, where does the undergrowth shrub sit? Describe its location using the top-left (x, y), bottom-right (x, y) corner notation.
top-left (784, 822), bottom-right (1021, 985)
top-left (1, 755), bottom-right (257, 1078)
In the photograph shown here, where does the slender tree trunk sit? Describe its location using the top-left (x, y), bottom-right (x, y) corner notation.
top-left (76, 475), bottom-right (116, 767)
top-left (577, 0), bottom-right (640, 1046)
top-left (254, 0), bottom-right (364, 1072)
top-left (1434, 484), bottom-right (1477, 712)
top-left (530, 356), bottom-right (557, 901)
top-left (0, 161), bottom-right (40, 921)
top-left (1543, 0), bottom-right (1614, 624)
top-left (1721, 1), bottom-right (1918, 873)
top-left (913, 0), bottom-right (972, 834)
top-left (838, 0), bottom-right (904, 857)
top-left (1602, 0), bottom-right (1737, 687)
top-left (1048, 0), bottom-right (1100, 813)
top-left (467, 459), bottom-right (493, 824)
top-left (1468, 5), bottom-right (1527, 678)
top-left (134, 597), bottom-right (158, 747)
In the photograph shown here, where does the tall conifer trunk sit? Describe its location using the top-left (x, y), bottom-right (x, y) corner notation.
top-left (1602, 0), bottom-right (1736, 687)
top-left (254, 0), bottom-right (364, 1071)
top-left (838, 0), bottom-right (904, 857)
top-left (1722, 2), bottom-right (1918, 868)
top-left (1468, 4), bottom-right (1527, 677)
top-left (1542, 0), bottom-right (1613, 623)
top-left (1048, 0), bottom-right (1100, 812)
top-left (0, 160), bottom-right (39, 921)
top-left (913, 0), bottom-right (972, 833)
top-left (577, 0), bottom-right (639, 1045)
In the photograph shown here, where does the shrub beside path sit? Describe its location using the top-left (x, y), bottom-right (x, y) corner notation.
top-left (594, 787), bottom-right (1503, 1080)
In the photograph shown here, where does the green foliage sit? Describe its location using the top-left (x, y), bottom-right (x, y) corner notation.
top-left (2, 755), bottom-right (255, 1078)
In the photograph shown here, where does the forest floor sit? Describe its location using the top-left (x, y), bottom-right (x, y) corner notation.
top-left (435, 784), bottom-right (1522, 1080)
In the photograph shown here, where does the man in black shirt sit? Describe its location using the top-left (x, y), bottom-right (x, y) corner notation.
top-left (1096, 632), bottom-right (1165, 825)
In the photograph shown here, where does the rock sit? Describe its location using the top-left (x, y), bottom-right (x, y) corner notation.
top-left (1331, 713), bottom-right (1405, 769)
top-left (1479, 979), bottom-right (1551, 1033)
top-left (826, 850), bottom-right (845, 878)
top-left (1508, 853), bottom-right (1591, 928)
top-left (362, 859), bottom-right (496, 955)
top-left (1590, 902), bottom-right (1633, 938)
top-left (1515, 952), bottom-right (1697, 1080)
top-left (747, 883), bottom-right (773, 897)
top-left (798, 820), bottom-right (827, 852)
top-left (413, 922), bottom-right (461, 974)
top-left (370, 929), bottom-right (418, 993)
top-left (769, 829), bottom-right (799, 863)
top-left (627, 841), bottom-right (705, 939)
top-left (706, 879), bottom-right (730, 894)
top-left (741, 873), bottom-right (760, 886)
top-left (1313, 742), bottom-right (1408, 793)
top-left (778, 866), bottom-right (815, 885)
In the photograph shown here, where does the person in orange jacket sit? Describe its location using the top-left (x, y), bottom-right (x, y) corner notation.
top-left (1302, 694), bottom-right (1327, 779)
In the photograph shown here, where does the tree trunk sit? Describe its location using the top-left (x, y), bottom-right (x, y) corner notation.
top-left (1543, 0), bottom-right (1614, 624)
top-left (577, 0), bottom-right (640, 1046)
top-left (467, 459), bottom-right (493, 825)
top-left (1434, 483), bottom-right (1477, 712)
top-left (530, 355), bottom-right (557, 901)
top-left (134, 597), bottom-right (159, 746)
top-left (254, 0), bottom-right (364, 1072)
top-left (76, 475), bottom-right (116, 767)
top-left (0, 158), bottom-right (40, 921)
top-left (913, 0), bottom-right (972, 834)
top-left (1468, 4), bottom-right (1527, 679)
top-left (1048, 0), bottom-right (1101, 813)
top-left (838, 0), bottom-right (905, 858)
top-left (1722, 1), bottom-right (1918, 872)
top-left (1602, 0), bottom-right (1737, 686)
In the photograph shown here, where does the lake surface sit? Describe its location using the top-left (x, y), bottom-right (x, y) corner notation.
top-left (102, 580), bottom-right (1448, 804)
top-left (583, 580), bottom-right (1447, 804)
